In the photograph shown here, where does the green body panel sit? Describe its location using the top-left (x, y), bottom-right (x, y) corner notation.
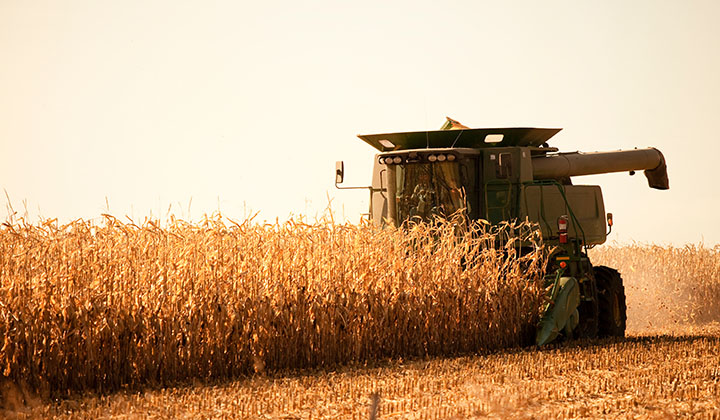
top-left (483, 148), bottom-right (518, 223)
top-left (536, 276), bottom-right (581, 346)
top-left (519, 184), bottom-right (607, 245)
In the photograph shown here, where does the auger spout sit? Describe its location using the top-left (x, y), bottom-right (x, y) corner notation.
top-left (532, 148), bottom-right (669, 190)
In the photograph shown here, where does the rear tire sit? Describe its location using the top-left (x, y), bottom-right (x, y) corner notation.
top-left (594, 266), bottom-right (627, 337)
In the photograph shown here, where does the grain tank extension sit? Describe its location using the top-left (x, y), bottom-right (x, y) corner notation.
top-left (335, 118), bottom-right (669, 345)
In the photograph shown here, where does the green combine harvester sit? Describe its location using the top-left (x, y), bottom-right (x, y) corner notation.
top-left (335, 118), bottom-right (669, 345)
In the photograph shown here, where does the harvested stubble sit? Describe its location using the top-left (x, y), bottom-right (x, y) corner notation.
top-left (28, 331), bottom-right (720, 419)
top-left (591, 243), bottom-right (720, 332)
top-left (0, 215), bottom-right (547, 396)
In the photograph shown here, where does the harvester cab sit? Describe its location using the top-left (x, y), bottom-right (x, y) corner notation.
top-left (335, 118), bottom-right (669, 345)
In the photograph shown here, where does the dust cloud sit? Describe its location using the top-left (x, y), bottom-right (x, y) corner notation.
top-left (590, 244), bottom-right (720, 336)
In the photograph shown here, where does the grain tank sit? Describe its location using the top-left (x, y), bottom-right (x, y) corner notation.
top-left (335, 118), bottom-right (669, 345)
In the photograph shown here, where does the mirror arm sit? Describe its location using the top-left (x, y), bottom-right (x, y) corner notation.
top-left (335, 183), bottom-right (372, 191)
top-left (335, 160), bottom-right (371, 190)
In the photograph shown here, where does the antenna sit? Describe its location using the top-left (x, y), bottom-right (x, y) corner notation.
top-left (424, 98), bottom-right (429, 148)
top-left (450, 130), bottom-right (464, 148)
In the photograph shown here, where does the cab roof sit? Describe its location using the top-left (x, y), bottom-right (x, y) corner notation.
top-left (358, 127), bottom-right (562, 152)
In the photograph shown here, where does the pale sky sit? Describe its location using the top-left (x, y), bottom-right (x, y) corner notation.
top-left (1, 1), bottom-right (719, 245)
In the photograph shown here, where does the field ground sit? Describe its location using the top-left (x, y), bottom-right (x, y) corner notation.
top-left (5, 324), bottom-right (720, 420)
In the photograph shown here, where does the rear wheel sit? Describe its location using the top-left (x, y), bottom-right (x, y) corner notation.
top-left (594, 266), bottom-right (627, 337)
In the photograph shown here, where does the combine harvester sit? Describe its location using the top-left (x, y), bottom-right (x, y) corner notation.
top-left (335, 118), bottom-right (669, 345)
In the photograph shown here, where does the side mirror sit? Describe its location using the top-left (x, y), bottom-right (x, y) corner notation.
top-left (335, 161), bottom-right (370, 191)
top-left (335, 161), bottom-right (345, 184)
top-left (606, 212), bottom-right (613, 227)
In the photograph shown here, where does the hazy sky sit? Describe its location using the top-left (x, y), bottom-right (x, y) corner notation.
top-left (1, 1), bottom-right (719, 244)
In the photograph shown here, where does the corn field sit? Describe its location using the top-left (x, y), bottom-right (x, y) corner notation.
top-left (0, 215), bottom-right (547, 396)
